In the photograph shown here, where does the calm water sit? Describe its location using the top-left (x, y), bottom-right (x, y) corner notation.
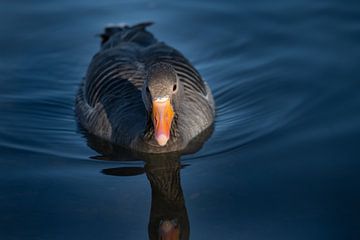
top-left (1, 0), bottom-right (360, 239)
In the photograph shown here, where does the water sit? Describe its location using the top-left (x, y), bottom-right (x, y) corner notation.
top-left (1, 0), bottom-right (360, 239)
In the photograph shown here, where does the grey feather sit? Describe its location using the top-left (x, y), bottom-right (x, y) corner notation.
top-left (75, 22), bottom-right (215, 153)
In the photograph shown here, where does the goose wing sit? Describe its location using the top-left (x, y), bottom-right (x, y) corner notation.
top-left (76, 47), bottom-right (147, 145)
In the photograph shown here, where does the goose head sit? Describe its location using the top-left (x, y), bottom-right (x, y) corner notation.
top-left (142, 63), bottom-right (181, 147)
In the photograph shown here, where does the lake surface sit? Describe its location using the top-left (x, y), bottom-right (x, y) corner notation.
top-left (1, 0), bottom-right (360, 239)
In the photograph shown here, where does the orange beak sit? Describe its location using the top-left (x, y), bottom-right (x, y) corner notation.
top-left (152, 98), bottom-right (175, 146)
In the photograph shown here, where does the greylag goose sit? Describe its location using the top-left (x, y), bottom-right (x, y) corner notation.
top-left (76, 22), bottom-right (215, 153)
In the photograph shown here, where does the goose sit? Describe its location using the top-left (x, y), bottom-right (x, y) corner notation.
top-left (76, 22), bottom-right (215, 153)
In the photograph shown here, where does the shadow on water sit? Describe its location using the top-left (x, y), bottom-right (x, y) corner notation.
top-left (80, 125), bottom-right (214, 239)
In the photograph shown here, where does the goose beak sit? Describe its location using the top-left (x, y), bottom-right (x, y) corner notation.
top-left (152, 97), bottom-right (174, 146)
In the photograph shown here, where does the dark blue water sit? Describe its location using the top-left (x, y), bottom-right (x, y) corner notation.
top-left (1, 0), bottom-right (360, 239)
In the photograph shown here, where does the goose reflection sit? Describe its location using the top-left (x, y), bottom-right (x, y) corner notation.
top-left (146, 155), bottom-right (189, 240)
top-left (81, 126), bottom-right (213, 240)
top-left (102, 155), bottom-right (188, 240)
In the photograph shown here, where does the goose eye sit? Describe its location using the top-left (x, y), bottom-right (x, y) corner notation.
top-left (173, 84), bottom-right (177, 92)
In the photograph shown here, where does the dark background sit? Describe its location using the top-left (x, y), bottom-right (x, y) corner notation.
top-left (1, 0), bottom-right (360, 239)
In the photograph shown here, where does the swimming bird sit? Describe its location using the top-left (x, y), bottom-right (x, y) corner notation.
top-left (76, 22), bottom-right (215, 153)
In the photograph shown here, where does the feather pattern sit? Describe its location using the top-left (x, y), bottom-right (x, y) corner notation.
top-left (76, 23), bottom-right (215, 153)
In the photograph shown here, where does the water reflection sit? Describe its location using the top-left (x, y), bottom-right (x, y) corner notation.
top-left (82, 126), bottom-right (213, 239)
top-left (146, 157), bottom-right (189, 240)
top-left (103, 156), bottom-right (189, 240)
